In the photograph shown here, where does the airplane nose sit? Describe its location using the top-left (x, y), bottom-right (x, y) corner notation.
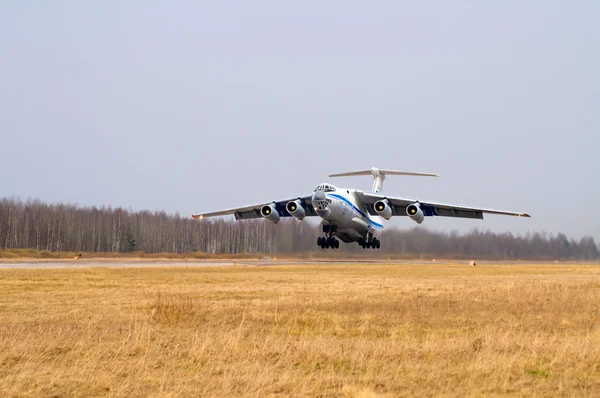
top-left (312, 190), bottom-right (331, 218)
top-left (312, 191), bottom-right (326, 201)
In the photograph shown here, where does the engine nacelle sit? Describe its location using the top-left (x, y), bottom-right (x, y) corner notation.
top-left (406, 203), bottom-right (424, 224)
top-left (286, 200), bottom-right (306, 220)
top-left (260, 204), bottom-right (280, 223)
top-left (374, 200), bottom-right (392, 220)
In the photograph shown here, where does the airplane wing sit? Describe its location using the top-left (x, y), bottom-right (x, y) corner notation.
top-left (355, 191), bottom-right (530, 219)
top-left (191, 194), bottom-right (316, 220)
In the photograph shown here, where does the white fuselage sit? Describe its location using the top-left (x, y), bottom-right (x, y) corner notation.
top-left (311, 184), bottom-right (383, 243)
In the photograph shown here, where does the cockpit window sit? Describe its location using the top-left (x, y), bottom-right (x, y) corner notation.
top-left (314, 184), bottom-right (336, 192)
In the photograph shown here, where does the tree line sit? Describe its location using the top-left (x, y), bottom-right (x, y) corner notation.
top-left (0, 197), bottom-right (598, 260)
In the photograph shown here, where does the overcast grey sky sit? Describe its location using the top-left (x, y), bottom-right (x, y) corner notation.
top-left (1, 1), bottom-right (598, 240)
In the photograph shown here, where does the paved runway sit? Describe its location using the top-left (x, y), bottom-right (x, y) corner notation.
top-left (0, 258), bottom-right (392, 269)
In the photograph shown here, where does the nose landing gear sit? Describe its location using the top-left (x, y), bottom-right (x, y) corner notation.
top-left (317, 236), bottom-right (339, 249)
top-left (358, 235), bottom-right (381, 249)
top-left (317, 224), bottom-right (339, 249)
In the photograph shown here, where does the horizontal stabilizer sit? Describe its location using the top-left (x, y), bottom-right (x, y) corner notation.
top-left (329, 167), bottom-right (438, 193)
top-left (329, 168), bottom-right (439, 178)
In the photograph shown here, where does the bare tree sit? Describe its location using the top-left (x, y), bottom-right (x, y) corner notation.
top-left (0, 197), bottom-right (597, 260)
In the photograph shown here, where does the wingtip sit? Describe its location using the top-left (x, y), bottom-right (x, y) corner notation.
top-left (191, 214), bottom-right (203, 220)
top-left (521, 213), bottom-right (531, 218)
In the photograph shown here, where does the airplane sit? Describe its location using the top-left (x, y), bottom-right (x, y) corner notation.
top-left (191, 167), bottom-right (530, 250)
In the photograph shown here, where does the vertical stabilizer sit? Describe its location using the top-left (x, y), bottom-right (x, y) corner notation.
top-left (371, 168), bottom-right (385, 193)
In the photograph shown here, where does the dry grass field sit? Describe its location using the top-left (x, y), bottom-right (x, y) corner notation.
top-left (0, 262), bottom-right (599, 397)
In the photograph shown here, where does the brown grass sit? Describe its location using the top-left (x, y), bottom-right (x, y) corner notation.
top-left (0, 263), bottom-right (599, 397)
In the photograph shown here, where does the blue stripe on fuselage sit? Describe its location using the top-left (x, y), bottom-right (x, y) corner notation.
top-left (328, 193), bottom-right (384, 229)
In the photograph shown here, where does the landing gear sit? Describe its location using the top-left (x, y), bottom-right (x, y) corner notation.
top-left (318, 224), bottom-right (339, 249)
top-left (322, 224), bottom-right (337, 234)
top-left (358, 235), bottom-right (381, 249)
top-left (317, 236), bottom-right (339, 249)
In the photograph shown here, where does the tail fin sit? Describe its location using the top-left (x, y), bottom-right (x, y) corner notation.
top-left (329, 167), bottom-right (439, 193)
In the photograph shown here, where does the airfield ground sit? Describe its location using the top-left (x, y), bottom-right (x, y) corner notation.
top-left (0, 261), bottom-right (599, 397)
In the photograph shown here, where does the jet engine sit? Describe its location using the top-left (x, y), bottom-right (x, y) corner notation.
top-left (260, 204), bottom-right (280, 223)
top-left (406, 203), bottom-right (424, 224)
top-left (286, 200), bottom-right (306, 220)
top-left (374, 200), bottom-right (392, 220)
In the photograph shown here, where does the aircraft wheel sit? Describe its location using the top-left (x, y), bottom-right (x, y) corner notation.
top-left (376, 240), bottom-right (381, 249)
top-left (334, 240), bottom-right (339, 249)
top-left (317, 237), bottom-right (323, 246)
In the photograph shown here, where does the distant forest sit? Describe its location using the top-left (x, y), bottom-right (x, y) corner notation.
top-left (0, 197), bottom-right (598, 260)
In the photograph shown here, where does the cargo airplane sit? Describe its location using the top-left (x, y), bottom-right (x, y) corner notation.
top-left (192, 168), bottom-right (530, 249)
